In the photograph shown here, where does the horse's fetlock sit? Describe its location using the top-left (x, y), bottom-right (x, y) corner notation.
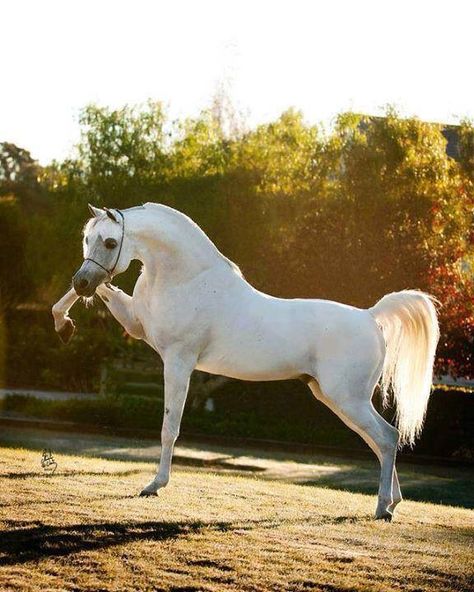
top-left (155, 476), bottom-right (169, 488)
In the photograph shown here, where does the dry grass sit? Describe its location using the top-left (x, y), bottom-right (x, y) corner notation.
top-left (0, 447), bottom-right (472, 592)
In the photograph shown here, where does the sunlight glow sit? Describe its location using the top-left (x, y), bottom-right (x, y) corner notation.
top-left (1, 0), bottom-right (473, 163)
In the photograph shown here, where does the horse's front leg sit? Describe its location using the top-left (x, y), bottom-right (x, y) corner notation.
top-left (96, 284), bottom-right (144, 340)
top-left (140, 350), bottom-right (196, 496)
top-left (52, 288), bottom-right (79, 343)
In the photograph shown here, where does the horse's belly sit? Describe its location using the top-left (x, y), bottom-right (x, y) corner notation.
top-left (195, 333), bottom-right (310, 381)
top-left (196, 357), bottom-right (300, 381)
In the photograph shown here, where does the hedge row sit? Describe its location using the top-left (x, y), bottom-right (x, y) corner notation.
top-left (2, 385), bottom-right (472, 461)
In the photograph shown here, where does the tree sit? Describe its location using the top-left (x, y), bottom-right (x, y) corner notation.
top-left (458, 120), bottom-right (474, 180)
top-left (76, 101), bottom-right (170, 205)
top-left (0, 143), bottom-right (42, 307)
top-left (0, 142), bottom-right (44, 210)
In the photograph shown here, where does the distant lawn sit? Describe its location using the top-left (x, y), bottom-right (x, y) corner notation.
top-left (2, 384), bottom-right (473, 463)
top-left (0, 423), bottom-right (472, 510)
top-left (0, 447), bottom-right (472, 592)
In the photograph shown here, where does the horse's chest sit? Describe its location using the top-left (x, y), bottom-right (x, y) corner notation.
top-left (133, 287), bottom-right (207, 350)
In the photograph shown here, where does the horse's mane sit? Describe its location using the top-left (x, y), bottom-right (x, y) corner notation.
top-left (138, 203), bottom-right (243, 278)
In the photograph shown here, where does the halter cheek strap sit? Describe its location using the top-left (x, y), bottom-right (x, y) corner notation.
top-left (84, 209), bottom-right (125, 277)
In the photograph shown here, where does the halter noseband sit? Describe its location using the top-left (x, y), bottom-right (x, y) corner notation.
top-left (84, 209), bottom-right (125, 278)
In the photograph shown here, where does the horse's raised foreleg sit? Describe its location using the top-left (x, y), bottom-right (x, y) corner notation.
top-left (96, 284), bottom-right (144, 340)
top-left (52, 288), bottom-right (79, 343)
top-left (139, 350), bottom-right (196, 496)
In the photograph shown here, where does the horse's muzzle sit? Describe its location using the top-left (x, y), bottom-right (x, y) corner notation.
top-left (73, 275), bottom-right (95, 297)
top-left (72, 262), bottom-right (107, 297)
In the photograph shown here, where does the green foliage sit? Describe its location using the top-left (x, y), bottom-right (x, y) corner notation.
top-left (231, 109), bottom-right (323, 197)
top-left (171, 110), bottom-right (231, 178)
top-left (5, 309), bottom-right (119, 392)
top-left (0, 142), bottom-right (43, 207)
top-left (77, 101), bottom-right (169, 203)
top-left (0, 200), bottom-right (32, 307)
top-left (458, 119), bottom-right (474, 179)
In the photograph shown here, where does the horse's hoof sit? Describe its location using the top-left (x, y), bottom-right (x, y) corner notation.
top-left (58, 319), bottom-right (75, 344)
top-left (375, 511), bottom-right (393, 522)
top-left (139, 489), bottom-right (158, 497)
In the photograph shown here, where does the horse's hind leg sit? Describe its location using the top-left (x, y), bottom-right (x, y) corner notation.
top-left (308, 378), bottom-right (400, 521)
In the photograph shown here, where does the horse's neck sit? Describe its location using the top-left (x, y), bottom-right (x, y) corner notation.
top-left (128, 206), bottom-right (228, 285)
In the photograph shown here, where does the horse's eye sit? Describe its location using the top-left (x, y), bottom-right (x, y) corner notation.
top-left (105, 238), bottom-right (117, 250)
top-left (85, 237), bottom-right (88, 245)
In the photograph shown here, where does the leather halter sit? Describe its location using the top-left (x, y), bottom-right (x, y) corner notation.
top-left (84, 209), bottom-right (125, 277)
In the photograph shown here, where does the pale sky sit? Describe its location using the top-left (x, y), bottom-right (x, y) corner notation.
top-left (1, 0), bottom-right (473, 164)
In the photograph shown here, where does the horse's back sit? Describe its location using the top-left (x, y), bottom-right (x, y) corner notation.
top-left (196, 286), bottom-right (383, 381)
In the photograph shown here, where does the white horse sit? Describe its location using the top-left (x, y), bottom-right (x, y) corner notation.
top-left (52, 203), bottom-right (439, 520)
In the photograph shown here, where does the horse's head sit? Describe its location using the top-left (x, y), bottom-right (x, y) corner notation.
top-left (72, 204), bottom-right (130, 297)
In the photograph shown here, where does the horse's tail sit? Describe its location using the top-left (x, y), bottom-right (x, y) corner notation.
top-left (369, 290), bottom-right (440, 447)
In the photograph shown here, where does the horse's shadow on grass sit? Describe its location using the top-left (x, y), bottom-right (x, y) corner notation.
top-left (0, 514), bottom-right (366, 566)
top-left (2, 469), bottom-right (142, 480)
top-left (0, 520), bottom-right (224, 566)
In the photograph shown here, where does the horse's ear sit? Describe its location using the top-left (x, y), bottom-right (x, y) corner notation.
top-left (88, 204), bottom-right (103, 217)
top-left (104, 207), bottom-right (118, 223)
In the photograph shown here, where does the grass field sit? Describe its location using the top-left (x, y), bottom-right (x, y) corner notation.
top-left (0, 445), bottom-right (473, 592)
